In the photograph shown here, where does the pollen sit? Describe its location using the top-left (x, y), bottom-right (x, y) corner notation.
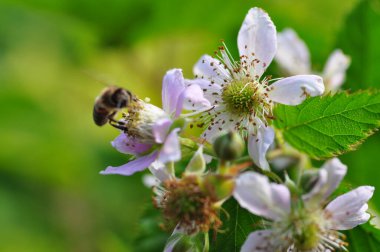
top-left (221, 79), bottom-right (261, 115)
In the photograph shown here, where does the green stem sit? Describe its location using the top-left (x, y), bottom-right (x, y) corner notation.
top-left (217, 160), bottom-right (230, 174)
top-left (203, 232), bottom-right (209, 252)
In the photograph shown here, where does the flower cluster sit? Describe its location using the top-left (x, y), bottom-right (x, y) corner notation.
top-left (96, 7), bottom-right (375, 252)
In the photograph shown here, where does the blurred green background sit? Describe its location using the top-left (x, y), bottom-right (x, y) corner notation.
top-left (2, 0), bottom-right (380, 251)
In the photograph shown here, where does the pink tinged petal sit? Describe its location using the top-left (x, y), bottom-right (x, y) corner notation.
top-left (275, 28), bottom-right (311, 75)
top-left (176, 84), bottom-right (211, 117)
top-left (148, 160), bottom-right (174, 182)
top-left (100, 151), bottom-right (158, 176)
top-left (323, 49), bottom-right (351, 92)
top-left (111, 133), bottom-right (152, 155)
top-left (158, 128), bottom-right (181, 164)
top-left (153, 118), bottom-right (173, 144)
top-left (193, 54), bottom-right (231, 83)
top-left (162, 69), bottom-right (185, 116)
top-left (185, 79), bottom-right (222, 105)
top-left (325, 186), bottom-right (375, 230)
top-left (268, 75), bottom-right (325, 105)
top-left (233, 172), bottom-right (290, 221)
top-left (303, 158), bottom-right (347, 203)
top-left (248, 124), bottom-right (275, 170)
top-left (238, 7), bottom-right (277, 78)
top-left (241, 230), bottom-right (275, 252)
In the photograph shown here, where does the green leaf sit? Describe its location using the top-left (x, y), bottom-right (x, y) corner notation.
top-left (210, 198), bottom-right (259, 252)
top-left (274, 91), bottom-right (380, 159)
top-left (133, 204), bottom-right (169, 252)
top-left (346, 223), bottom-right (380, 251)
top-left (335, 0), bottom-right (380, 90)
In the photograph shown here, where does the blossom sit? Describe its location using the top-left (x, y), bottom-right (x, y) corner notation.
top-left (276, 28), bottom-right (351, 92)
top-left (100, 69), bottom-right (210, 176)
top-left (233, 158), bottom-right (374, 251)
top-left (188, 7), bottom-right (324, 170)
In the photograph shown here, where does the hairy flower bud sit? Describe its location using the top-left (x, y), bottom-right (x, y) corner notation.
top-left (213, 131), bottom-right (245, 161)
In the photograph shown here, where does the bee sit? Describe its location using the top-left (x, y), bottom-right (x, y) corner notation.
top-left (93, 86), bottom-right (133, 130)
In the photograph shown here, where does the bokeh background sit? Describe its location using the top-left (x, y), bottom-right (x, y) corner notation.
top-left (1, 0), bottom-right (379, 251)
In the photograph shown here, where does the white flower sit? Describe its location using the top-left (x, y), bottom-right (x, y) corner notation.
top-left (276, 28), bottom-right (351, 92)
top-left (188, 8), bottom-right (324, 170)
top-left (233, 158), bottom-right (374, 251)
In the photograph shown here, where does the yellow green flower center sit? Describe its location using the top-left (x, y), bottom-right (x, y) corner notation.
top-left (222, 79), bottom-right (259, 115)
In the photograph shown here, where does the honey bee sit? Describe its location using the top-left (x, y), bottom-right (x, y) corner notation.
top-left (93, 86), bottom-right (133, 130)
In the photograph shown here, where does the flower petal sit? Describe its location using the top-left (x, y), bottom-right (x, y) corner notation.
top-left (275, 28), bottom-right (311, 75)
top-left (176, 84), bottom-right (211, 117)
top-left (185, 78), bottom-right (221, 106)
top-left (201, 107), bottom-right (238, 142)
top-left (163, 225), bottom-right (185, 252)
top-left (325, 186), bottom-right (374, 230)
top-left (111, 133), bottom-right (152, 155)
top-left (303, 158), bottom-right (347, 203)
top-left (268, 75), bottom-right (324, 105)
top-left (152, 118), bottom-right (173, 144)
top-left (142, 174), bottom-right (160, 188)
top-left (100, 151), bottom-right (158, 176)
top-left (248, 123), bottom-right (275, 170)
top-left (148, 160), bottom-right (174, 182)
top-left (162, 69), bottom-right (185, 116)
top-left (233, 171), bottom-right (290, 221)
top-left (241, 230), bottom-right (275, 252)
top-left (238, 7), bottom-right (277, 77)
top-left (323, 49), bottom-right (351, 92)
top-left (158, 128), bottom-right (181, 164)
top-left (193, 54), bottom-right (231, 83)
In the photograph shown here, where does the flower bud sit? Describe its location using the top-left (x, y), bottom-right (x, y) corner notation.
top-left (213, 131), bottom-right (245, 161)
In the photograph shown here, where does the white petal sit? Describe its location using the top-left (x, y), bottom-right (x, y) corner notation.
top-left (325, 186), bottom-right (374, 230)
top-left (268, 75), bottom-right (324, 105)
top-left (163, 225), bottom-right (184, 252)
top-left (162, 69), bottom-right (185, 116)
top-left (193, 54), bottom-right (231, 83)
top-left (248, 123), bottom-right (275, 170)
top-left (201, 107), bottom-right (237, 141)
top-left (241, 230), bottom-right (275, 252)
top-left (303, 158), bottom-right (347, 203)
top-left (323, 49), bottom-right (351, 92)
top-left (142, 174), bottom-right (160, 188)
top-left (275, 28), bottom-right (311, 75)
top-left (148, 160), bottom-right (174, 182)
top-left (238, 7), bottom-right (277, 77)
top-left (185, 78), bottom-right (222, 105)
top-left (178, 84), bottom-right (211, 115)
top-left (233, 171), bottom-right (290, 221)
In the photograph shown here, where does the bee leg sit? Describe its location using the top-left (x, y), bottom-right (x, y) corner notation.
top-left (109, 120), bottom-right (128, 132)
